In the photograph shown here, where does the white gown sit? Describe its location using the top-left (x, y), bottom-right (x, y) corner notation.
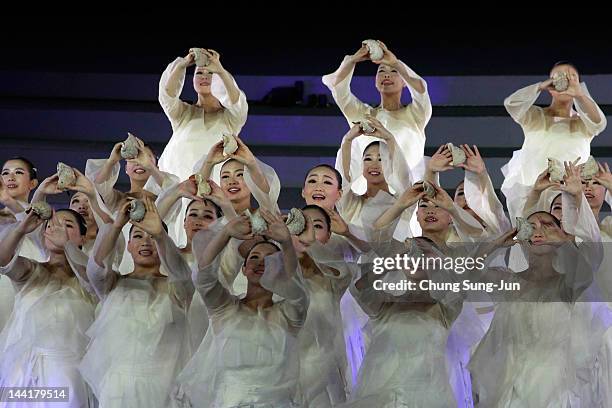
top-left (342, 251), bottom-right (461, 408)
top-left (80, 225), bottom-right (193, 408)
top-left (297, 242), bottom-right (357, 407)
top-left (158, 57), bottom-right (249, 181)
top-left (0, 203), bottom-right (48, 334)
top-left (501, 82), bottom-right (607, 221)
top-left (175, 230), bottom-right (308, 408)
top-left (469, 240), bottom-right (604, 407)
top-left (0, 237), bottom-right (95, 408)
top-left (323, 57), bottom-right (431, 186)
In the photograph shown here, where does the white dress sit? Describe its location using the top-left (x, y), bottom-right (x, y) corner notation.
top-left (469, 240), bottom-right (604, 407)
top-left (0, 236), bottom-right (95, 408)
top-left (342, 253), bottom-right (461, 408)
top-left (501, 82), bottom-right (607, 221)
top-left (297, 242), bottom-right (357, 407)
top-left (323, 57), bottom-right (431, 186)
top-left (80, 225), bottom-right (193, 408)
top-left (158, 57), bottom-right (248, 181)
top-left (0, 205), bottom-right (47, 334)
top-left (175, 230), bottom-right (308, 408)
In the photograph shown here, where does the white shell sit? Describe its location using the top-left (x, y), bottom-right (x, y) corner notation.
top-left (552, 72), bottom-right (569, 92)
top-left (361, 120), bottom-right (375, 134)
top-left (286, 208), bottom-right (306, 235)
top-left (222, 134), bottom-right (239, 156)
top-left (581, 156), bottom-right (599, 180)
top-left (189, 48), bottom-right (209, 67)
top-left (547, 158), bottom-right (565, 182)
top-left (245, 209), bottom-right (267, 235)
top-left (423, 181), bottom-right (436, 198)
top-left (56, 163), bottom-right (76, 190)
top-left (120, 132), bottom-right (139, 159)
top-left (516, 217), bottom-right (534, 241)
top-left (30, 201), bottom-right (52, 220)
top-left (129, 200), bottom-right (146, 222)
top-left (362, 39), bottom-right (383, 61)
top-left (447, 143), bottom-right (466, 166)
top-left (194, 174), bottom-right (212, 196)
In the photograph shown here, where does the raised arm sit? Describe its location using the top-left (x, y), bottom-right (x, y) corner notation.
top-left (258, 209), bottom-right (308, 328)
top-left (504, 82), bottom-right (545, 129)
top-left (0, 211), bottom-right (43, 283)
top-left (158, 53), bottom-right (192, 125)
top-left (193, 216), bottom-right (253, 313)
top-left (322, 45), bottom-right (370, 121)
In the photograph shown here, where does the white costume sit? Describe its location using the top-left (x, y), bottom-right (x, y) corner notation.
top-left (158, 57), bottom-right (248, 181)
top-left (79, 225), bottom-right (193, 408)
top-left (501, 82), bottom-right (606, 221)
top-left (0, 226), bottom-right (95, 408)
top-left (323, 57), bottom-right (431, 187)
top-left (175, 229), bottom-right (308, 407)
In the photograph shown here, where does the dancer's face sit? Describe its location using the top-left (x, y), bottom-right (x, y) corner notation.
top-left (183, 200), bottom-right (218, 242)
top-left (417, 200), bottom-right (452, 233)
top-left (375, 64), bottom-right (403, 94)
top-left (128, 226), bottom-right (161, 267)
top-left (292, 207), bottom-right (331, 253)
top-left (193, 67), bottom-right (213, 94)
top-left (1, 159), bottom-right (37, 200)
top-left (527, 212), bottom-right (570, 254)
top-left (125, 147), bottom-right (156, 182)
top-left (220, 160), bottom-right (251, 203)
top-left (70, 193), bottom-right (95, 227)
top-left (242, 242), bottom-right (278, 285)
top-left (302, 166), bottom-right (342, 210)
top-left (362, 144), bottom-right (385, 185)
top-left (582, 179), bottom-right (605, 212)
top-left (44, 211), bottom-right (85, 252)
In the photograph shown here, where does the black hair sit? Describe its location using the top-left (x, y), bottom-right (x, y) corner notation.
top-left (304, 164), bottom-right (343, 190)
top-left (527, 210), bottom-right (563, 229)
top-left (129, 220), bottom-right (169, 238)
top-left (3, 156), bottom-right (38, 181)
top-left (363, 141), bottom-right (381, 157)
top-left (301, 204), bottom-right (331, 231)
top-left (186, 198), bottom-right (223, 219)
top-left (55, 208), bottom-right (88, 236)
top-left (220, 158), bottom-right (241, 172)
top-left (550, 61), bottom-right (580, 76)
top-left (243, 240), bottom-right (281, 266)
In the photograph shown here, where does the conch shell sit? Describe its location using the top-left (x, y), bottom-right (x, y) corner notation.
top-left (516, 217), bottom-right (534, 241)
top-left (547, 158), bottom-right (565, 183)
top-left (29, 201), bottom-right (53, 220)
top-left (285, 208), bottom-right (306, 235)
top-left (120, 132), bottom-right (139, 160)
top-left (245, 209), bottom-right (267, 235)
top-left (189, 48), bottom-right (210, 67)
top-left (194, 174), bottom-right (212, 197)
top-left (223, 134), bottom-right (239, 156)
top-left (422, 181), bottom-right (436, 198)
top-left (362, 39), bottom-right (384, 61)
top-left (446, 143), bottom-right (466, 166)
top-left (552, 71), bottom-right (569, 92)
top-left (581, 156), bottom-right (599, 180)
top-left (56, 163), bottom-right (76, 190)
top-left (129, 200), bottom-right (146, 222)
